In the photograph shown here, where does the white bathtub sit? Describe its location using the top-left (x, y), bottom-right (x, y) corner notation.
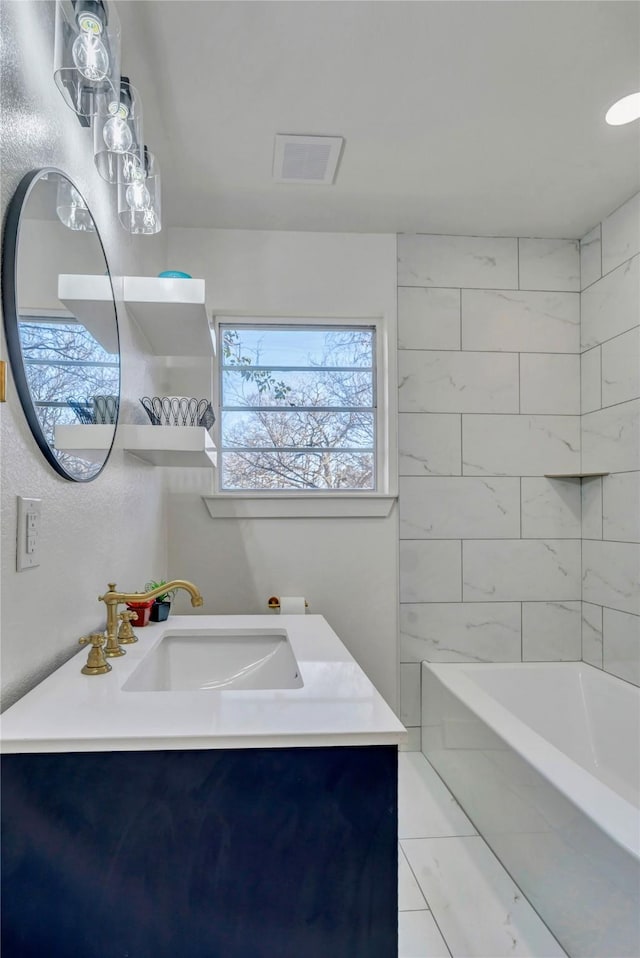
top-left (422, 662), bottom-right (640, 958)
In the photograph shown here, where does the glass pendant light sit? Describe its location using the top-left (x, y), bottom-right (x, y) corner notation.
top-left (53, 0), bottom-right (121, 121)
top-left (56, 177), bottom-right (96, 231)
top-left (94, 77), bottom-right (143, 184)
top-left (118, 146), bottom-right (162, 235)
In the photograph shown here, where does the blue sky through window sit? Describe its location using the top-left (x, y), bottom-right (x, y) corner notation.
top-left (221, 326), bottom-right (373, 369)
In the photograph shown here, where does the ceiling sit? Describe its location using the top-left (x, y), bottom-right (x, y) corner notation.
top-left (118, 1), bottom-right (640, 238)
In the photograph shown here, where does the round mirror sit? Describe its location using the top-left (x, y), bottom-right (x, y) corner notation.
top-left (2, 169), bottom-right (120, 481)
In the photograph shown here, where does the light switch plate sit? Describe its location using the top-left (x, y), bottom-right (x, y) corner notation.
top-left (17, 496), bottom-right (42, 571)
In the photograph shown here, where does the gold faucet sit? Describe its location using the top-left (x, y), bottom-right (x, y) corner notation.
top-left (98, 580), bottom-right (204, 657)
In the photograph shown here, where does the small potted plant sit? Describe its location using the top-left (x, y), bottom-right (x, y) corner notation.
top-left (145, 580), bottom-right (175, 622)
top-left (125, 595), bottom-right (155, 627)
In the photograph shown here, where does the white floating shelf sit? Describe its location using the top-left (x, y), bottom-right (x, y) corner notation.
top-left (123, 276), bottom-right (215, 357)
top-left (54, 424), bottom-right (216, 468)
top-left (120, 425), bottom-right (217, 468)
top-left (544, 472), bottom-right (609, 479)
top-left (57, 274), bottom-right (215, 358)
top-left (57, 274), bottom-right (119, 354)
top-left (54, 424), bottom-right (116, 463)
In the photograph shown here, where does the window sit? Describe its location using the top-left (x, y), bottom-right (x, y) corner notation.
top-left (218, 322), bottom-right (378, 491)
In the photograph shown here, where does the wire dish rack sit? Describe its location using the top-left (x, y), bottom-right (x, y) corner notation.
top-left (67, 395), bottom-right (119, 425)
top-left (140, 396), bottom-right (216, 429)
top-left (67, 397), bottom-right (94, 424)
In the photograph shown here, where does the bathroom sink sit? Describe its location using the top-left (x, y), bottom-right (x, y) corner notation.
top-left (123, 629), bottom-right (303, 692)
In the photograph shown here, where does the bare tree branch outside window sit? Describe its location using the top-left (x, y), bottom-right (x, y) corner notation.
top-left (19, 317), bottom-right (119, 479)
top-left (220, 325), bottom-right (376, 490)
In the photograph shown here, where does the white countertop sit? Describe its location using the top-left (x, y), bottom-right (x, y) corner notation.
top-left (0, 615), bottom-right (406, 753)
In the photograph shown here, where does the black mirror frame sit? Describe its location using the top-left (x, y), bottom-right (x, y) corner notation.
top-left (1, 168), bottom-right (121, 482)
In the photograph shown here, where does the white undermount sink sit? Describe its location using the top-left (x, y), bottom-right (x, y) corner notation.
top-left (122, 629), bottom-right (304, 692)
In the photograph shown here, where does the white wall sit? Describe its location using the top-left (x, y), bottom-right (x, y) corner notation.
top-left (17, 218), bottom-right (108, 311)
top-left (396, 233), bottom-right (583, 743)
top-left (580, 192), bottom-right (640, 686)
top-left (166, 228), bottom-right (400, 708)
top-left (1, 0), bottom-right (169, 709)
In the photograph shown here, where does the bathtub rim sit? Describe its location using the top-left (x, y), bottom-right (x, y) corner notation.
top-left (422, 661), bottom-right (639, 860)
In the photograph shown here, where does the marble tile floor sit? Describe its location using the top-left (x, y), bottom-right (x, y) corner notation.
top-left (397, 752), bottom-right (569, 958)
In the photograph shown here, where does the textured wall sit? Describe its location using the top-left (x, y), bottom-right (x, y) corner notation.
top-left (396, 233), bottom-right (583, 745)
top-left (580, 192), bottom-right (640, 686)
top-left (1, 1), bottom-right (168, 709)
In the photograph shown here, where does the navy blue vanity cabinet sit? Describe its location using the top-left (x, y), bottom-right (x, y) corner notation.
top-left (1, 745), bottom-right (398, 957)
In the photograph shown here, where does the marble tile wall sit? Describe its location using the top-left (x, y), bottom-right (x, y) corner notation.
top-left (397, 196), bottom-right (639, 739)
top-left (397, 234), bottom-right (583, 738)
top-left (580, 192), bottom-right (640, 687)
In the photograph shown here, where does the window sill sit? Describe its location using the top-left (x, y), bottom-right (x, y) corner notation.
top-left (202, 494), bottom-right (397, 519)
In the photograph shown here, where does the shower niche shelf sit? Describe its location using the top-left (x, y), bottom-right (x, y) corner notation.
top-left (544, 472), bottom-right (609, 479)
top-left (57, 274), bottom-right (215, 357)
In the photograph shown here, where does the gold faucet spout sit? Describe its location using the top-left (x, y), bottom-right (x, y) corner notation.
top-left (98, 579), bottom-right (204, 656)
top-left (100, 580), bottom-right (204, 608)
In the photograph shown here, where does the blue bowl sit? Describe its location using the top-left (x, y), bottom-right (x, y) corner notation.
top-left (158, 270), bottom-right (192, 279)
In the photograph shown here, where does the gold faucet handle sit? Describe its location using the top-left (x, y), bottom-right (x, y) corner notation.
top-left (79, 632), bottom-right (106, 648)
top-left (79, 633), bottom-right (112, 676)
top-left (118, 610), bottom-right (138, 645)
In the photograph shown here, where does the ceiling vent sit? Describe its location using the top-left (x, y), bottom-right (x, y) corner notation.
top-left (273, 134), bottom-right (344, 185)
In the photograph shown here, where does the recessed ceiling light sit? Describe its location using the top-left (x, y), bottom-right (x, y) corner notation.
top-left (605, 92), bottom-right (640, 126)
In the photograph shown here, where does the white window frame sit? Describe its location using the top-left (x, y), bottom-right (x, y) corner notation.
top-left (205, 313), bottom-right (397, 519)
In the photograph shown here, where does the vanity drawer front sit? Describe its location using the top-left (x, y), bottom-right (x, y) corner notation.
top-left (2, 745), bottom-right (398, 957)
